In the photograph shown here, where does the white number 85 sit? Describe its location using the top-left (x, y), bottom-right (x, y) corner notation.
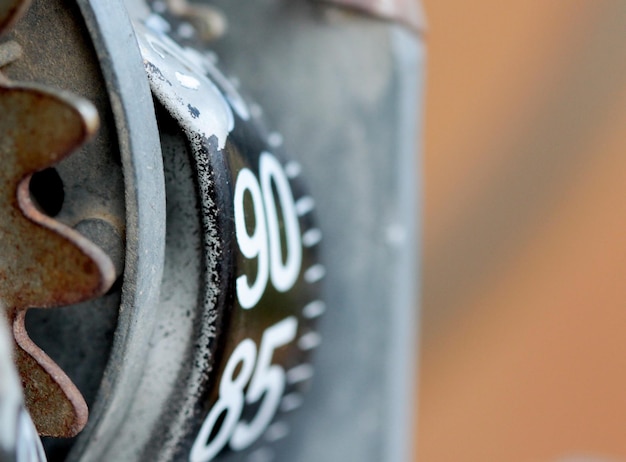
top-left (189, 317), bottom-right (298, 462)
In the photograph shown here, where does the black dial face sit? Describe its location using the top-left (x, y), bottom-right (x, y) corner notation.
top-left (133, 4), bottom-right (325, 461)
top-left (188, 111), bottom-right (324, 462)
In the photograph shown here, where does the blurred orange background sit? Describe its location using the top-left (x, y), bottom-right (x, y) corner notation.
top-left (418, 1), bottom-right (626, 461)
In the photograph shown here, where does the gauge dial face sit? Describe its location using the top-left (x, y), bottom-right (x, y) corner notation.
top-left (188, 115), bottom-right (324, 462)
top-left (133, 4), bottom-right (325, 460)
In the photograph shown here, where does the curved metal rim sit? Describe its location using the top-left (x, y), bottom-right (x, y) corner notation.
top-left (67, 0), bottom-right (166, 459)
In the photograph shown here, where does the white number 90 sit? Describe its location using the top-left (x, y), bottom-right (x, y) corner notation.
top-left (234, 152), bottom-right (302, 309)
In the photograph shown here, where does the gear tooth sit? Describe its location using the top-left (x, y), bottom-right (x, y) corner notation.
top-left (0, 0), bottom-right (31, 34)
top-left (0, 0), bottom-right (114, 439)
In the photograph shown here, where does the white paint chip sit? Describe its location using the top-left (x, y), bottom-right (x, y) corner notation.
top-left (385, 223), bottom-right (407, 246)
top-left (175, 72), bottom-right (200, 90)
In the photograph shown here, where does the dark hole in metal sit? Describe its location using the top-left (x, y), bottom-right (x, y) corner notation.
top-left (105, 274), bottom-right (123, 296)
top-left (29, 167), bottom-right (64, 217)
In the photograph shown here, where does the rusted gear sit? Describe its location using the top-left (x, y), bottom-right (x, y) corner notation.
top-left (0, 0), bottom-right (115, 438)
top-left (0, 0), bottom-right (29, 32)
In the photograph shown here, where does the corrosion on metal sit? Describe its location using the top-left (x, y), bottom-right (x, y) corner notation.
top-left (320, 0), bottom-right (425, 33)
top-left (0, 0), bottom-right (30, 32)
top-left (0, 80), bottom-right (115, 437)
top-left (0, 0), bottom-right (115, 437)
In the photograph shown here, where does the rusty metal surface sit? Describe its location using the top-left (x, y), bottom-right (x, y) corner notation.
top-left (0, 0), bottom-right (29, 32)
top-left (320, 0), bottom-right (425, 33)
top-left (0, 81), bottom-right (115, 437)
top-left (0, 0), bottom-right (115, 438)
top-left (5, 10), bottom-right (129, 445)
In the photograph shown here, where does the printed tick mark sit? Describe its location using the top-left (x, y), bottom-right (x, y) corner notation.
top-left (268, 132), bottom-right (283, 148)
top-left (280, 392), bottom-right (304, 412)
top-left (295, 196), bottom-right (315, 217)
top-left (304, 264), bottom-right (326, 284)
top-left (286, 364), bottom-right (314, 384)
top-left (284, 161), bottom-right (302, 179)
top-left (298, 331), bottom-right (322, 351)
top-left (250, 103), bottom-right (263, 119)
top-left (303, 300), bottom-right (326, 319)
top-left (264, 421), bottom-right (290, 442)
top-left (247, 447), bottom-right (275, 462)
top-left (302, 228), bottom-right (322, 248)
